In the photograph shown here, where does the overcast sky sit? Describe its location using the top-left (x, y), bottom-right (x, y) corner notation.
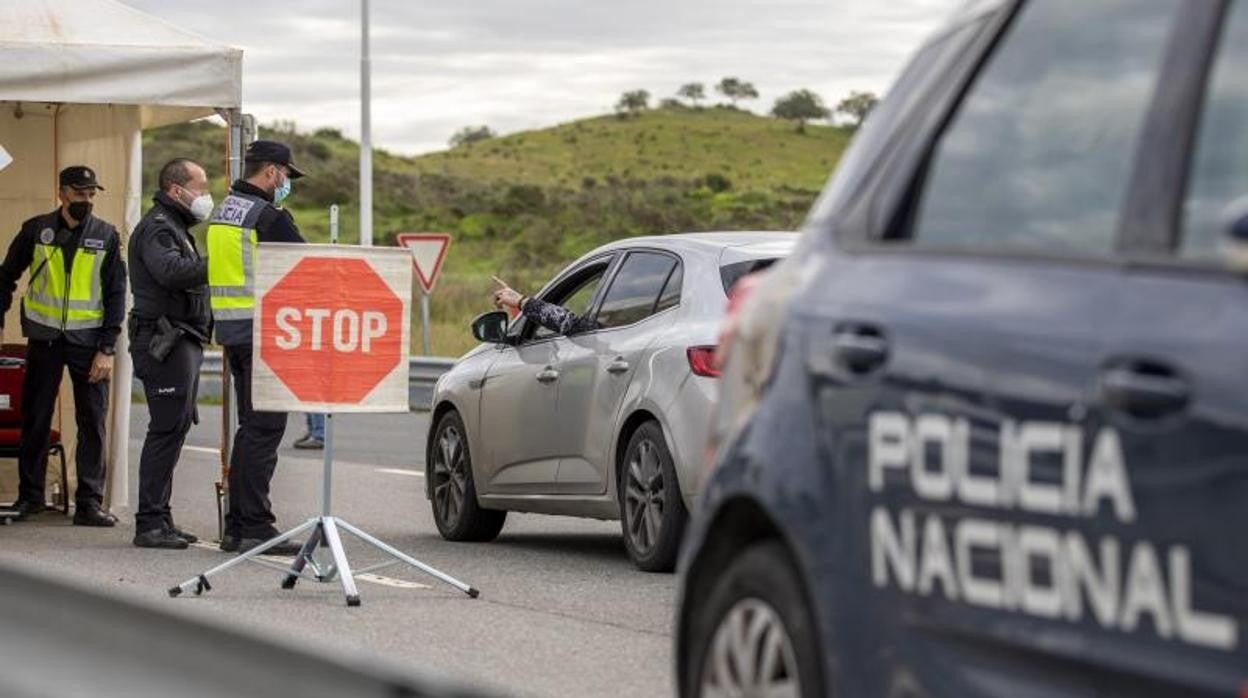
top-left (123, 0), bottom-right (957, 156)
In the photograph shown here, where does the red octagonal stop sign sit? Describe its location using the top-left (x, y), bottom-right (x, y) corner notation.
top-left (259, 257), bottom-right (404, 404)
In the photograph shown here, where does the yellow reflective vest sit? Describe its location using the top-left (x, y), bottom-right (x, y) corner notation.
top-left (206, 191), bottom-right (269, 323)
top-left (24, 224), bottom-right (108, 334)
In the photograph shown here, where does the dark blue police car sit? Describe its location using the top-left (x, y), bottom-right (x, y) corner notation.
top-left (676, 0), bottom-right (1248, 695)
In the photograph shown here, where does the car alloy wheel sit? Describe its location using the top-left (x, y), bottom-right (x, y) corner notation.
top-left (432, 423), bottom-right (467, 529)
top-left (700, 598), bottom-right (801, 698)
top-left (623, 436), bottom-right (666, 555)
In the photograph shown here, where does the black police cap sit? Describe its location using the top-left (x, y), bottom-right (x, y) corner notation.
top-left (244, 140), bottom-right (306, 179)
top-left (59, 165), bottom-right (105, 191)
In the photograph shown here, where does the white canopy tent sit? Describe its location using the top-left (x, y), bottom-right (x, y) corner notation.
top-left (0, 0), bottom-right (242, 510)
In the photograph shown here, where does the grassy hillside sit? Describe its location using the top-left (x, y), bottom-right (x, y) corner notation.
top-left (142, 106), bottom-right (849, 355)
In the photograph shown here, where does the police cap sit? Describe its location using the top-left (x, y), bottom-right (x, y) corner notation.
top-left (244, 140), bottom-right (306, 179)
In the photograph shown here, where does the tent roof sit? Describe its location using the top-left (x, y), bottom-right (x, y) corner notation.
top-left (0, 0), bottom-right (242, 123)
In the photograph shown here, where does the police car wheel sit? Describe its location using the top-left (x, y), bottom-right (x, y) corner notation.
top-left (688, 541), bottom-right (825, 698)
top-left (427, 411), bottom-right (506, 542)
top-left (618, 421), bottom-right (688, 572)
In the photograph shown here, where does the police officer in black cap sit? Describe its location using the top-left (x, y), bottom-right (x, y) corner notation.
top-left (206, 140), bottom-right (306, 555)
top-left (0, 165), bottom-right (126, 526)
top-left (128, 158), bottom-right (214, 549)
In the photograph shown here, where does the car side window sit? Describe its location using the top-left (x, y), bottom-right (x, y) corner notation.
top-left (530, 262), bottom-right (609, 341)
top-left (1180, 0), bottom-right (1248, 261)
top-left (595, 252), bottom-right (678, 330)
top-left (654, 260), bottom-right (683, 314)
top-left (903, 0), bottom-right (1180, 256)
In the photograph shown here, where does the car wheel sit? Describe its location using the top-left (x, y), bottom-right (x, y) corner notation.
top-left (427, 410), bottom-right (506, 542)
top-left (685, 541), bottom-right (825, 698)
top-left (618, 420), bottom-right (688, 572)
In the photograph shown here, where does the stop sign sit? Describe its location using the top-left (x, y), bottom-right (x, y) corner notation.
top-left (258, 255), bottom-right (405, 404)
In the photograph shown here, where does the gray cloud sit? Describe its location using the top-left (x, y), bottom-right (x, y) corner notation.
top-left (123, 0), bottom-right (956, 154)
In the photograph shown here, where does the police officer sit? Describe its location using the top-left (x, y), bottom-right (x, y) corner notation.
top-left (209, 140), bottom-right (306, 555)
top-left (129, 158), bottom-right (214, 549)
top-left (0, 166), bottom-right (126, 526)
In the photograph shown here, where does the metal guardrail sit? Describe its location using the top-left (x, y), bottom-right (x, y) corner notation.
top-left (0, 562), bottom-right (492, 698)
top-left (137, 351), bottom-right (456, 412)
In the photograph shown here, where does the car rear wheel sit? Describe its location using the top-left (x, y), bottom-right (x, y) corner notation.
top-left (427, 410), bottom-right (506, 542)
top-left (618, 421), bottom-right (688, 572)
top-left (686, 541), bottom-right (825, 698)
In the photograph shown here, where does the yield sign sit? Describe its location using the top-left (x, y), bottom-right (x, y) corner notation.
top-left (396, 233), bottom-right (451, 293)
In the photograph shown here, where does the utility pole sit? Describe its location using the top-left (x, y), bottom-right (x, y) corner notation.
top-left (359, 0), bottom-right (373, 247)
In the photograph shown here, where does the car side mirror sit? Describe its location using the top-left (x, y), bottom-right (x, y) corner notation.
top-left (1221, 196), bottom-right (1248, 272)
top-left (471, 310), bottom-right (511, 344)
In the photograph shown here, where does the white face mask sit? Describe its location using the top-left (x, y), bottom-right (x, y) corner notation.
top-left (189, 192), bottom-right (215, 222)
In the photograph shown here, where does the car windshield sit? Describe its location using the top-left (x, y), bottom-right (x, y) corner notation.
top-left (720, 258), bottom-right (778, 294)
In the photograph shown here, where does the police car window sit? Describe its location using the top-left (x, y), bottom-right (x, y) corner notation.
top-left (1180, 0), bottom-right (1248, 262)
top-left (595, 252), bottom-right (677, 329)
top-left (532, 263), bottom-right (608, 340)
top-left (906, 0), bottom-right (1180, 256)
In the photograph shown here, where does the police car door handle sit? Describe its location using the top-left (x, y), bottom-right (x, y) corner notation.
top-left (832, 326), bottom-right (889, 373)
top-left (536, 367), bottom-right (560, 384)
top-left (606, 357), bottom-right (630, 374)
top-left (1100, 364), bottom-right (1189, 418)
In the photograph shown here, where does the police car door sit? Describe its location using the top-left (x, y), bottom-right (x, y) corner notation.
top-left (1102, 0), bottom-right (1248, 687)
top-left (843, 1), bottom-right (1208, 694)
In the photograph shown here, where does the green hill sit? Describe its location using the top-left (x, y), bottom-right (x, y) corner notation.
top-left (142, 106), bottom-right (850, 355)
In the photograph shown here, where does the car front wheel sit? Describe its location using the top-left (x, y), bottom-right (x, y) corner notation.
top-left (685, 541), bottom-right (826, 698)
top-left (427, 410), bottom-right (506, 542)
top-left (618, 420), bottom-right (688, 572)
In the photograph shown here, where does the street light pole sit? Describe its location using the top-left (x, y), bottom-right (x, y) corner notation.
top-left (359, 0), bottom-right (373, 247)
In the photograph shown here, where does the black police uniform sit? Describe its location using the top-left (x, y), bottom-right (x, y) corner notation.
top-left (128, 191), bottom-right (211, 536)
top-left (218, 177), bottom-right (304, 545)
top-left (0, 169), bottom-right (126, 519)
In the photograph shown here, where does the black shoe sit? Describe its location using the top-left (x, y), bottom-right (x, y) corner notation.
top-left (73, 506), bottom-right (117, 527)
top-left (220, 534), bottom-right (241, 552)
top-left (238, 538), bottom-right (303, 556)
top-left (10, 500), bottom-right (47, 520)
top-left (166, 525), bottom-right (198, 544)
top-left (133, 528), bottom-right (189, 549)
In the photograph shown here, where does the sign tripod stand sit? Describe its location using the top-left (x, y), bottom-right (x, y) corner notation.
top-left (170, 412), bottom-right (478, 606)
top-left (171, 212), bottom-right (476, 606)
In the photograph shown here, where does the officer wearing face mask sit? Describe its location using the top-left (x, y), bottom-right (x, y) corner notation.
top-left (0, 165), bottom-right (126, 526)
top-left (207, 140), bottom-right (307, 555)
top-left (127, 158), bottom-right (214, 548)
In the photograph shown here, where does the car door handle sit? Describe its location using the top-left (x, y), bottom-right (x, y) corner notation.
top-left (536, 367), bottom-right (560, 384)
top-left (832, 326), bottom-right (889, 374)
top-left (606, 358), bottom-right (630, 375)
top-left (1100, 362), bottom-right (1189, 418)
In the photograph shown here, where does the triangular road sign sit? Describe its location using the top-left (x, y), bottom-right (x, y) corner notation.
top-left (396, 233), bottom-right (452, 293)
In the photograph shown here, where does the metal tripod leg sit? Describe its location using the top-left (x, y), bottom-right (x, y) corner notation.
top-left (168, 518), bottom-right (318, 597)
top-left (320, 517), bottom-right (360, 607)
top-left (281, 522), bottom-right (325, 589)
top-left (334, 518), bottom-right (478, 598)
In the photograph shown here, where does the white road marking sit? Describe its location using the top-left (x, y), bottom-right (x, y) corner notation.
top-left (375, 468), bottom-right (424, 477)
top-left (182, 445), bottom-right (220, 455)
top-left (187, 542), bottom-right (431, 590)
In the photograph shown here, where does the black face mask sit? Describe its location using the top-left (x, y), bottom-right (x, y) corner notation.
top-left (67, 201), bottom-right (93, 221)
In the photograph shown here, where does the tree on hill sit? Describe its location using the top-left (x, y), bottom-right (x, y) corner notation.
top-left (772, 89), bottom-right (830, 133)
top-left (449, 125), bottom-right (495, 147)
top-left (616, 89), bottom-right (651, 118)
top-left (836, 91), bottom-right (879, 128)
top-left (677, 82), bottom-right (706, 108)
top-left (717, 77), bottom-right (759, 108)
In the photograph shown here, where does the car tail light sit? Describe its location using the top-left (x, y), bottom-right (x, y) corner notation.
top-left (687, 346), bottom-right (720, 378)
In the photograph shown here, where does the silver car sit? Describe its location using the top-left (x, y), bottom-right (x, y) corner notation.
top-left (425, 232), bottom-right (795, 571)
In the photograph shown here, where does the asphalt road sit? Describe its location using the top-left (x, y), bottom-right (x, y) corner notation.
top-left (0, 402), bottom-right (676, 697)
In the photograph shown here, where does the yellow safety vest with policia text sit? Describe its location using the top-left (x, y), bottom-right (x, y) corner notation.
top-left (24, 222), bottom-right (109, 336)
top-left (206, 191), bottom-right (270, 323)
